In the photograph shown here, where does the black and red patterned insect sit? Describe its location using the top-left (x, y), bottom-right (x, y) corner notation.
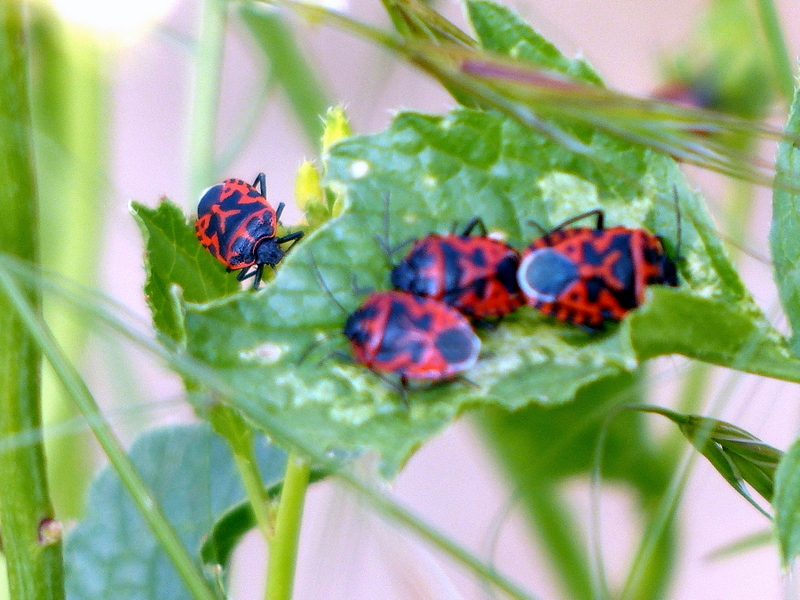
top-left (343, 290), bottom-right (481, 386)
top-left (387, 217), bottom-right (523, 320)
top-left (195, 173), bottom-right (304, 289)
top-left (517, 210), bottom-right (678, 330)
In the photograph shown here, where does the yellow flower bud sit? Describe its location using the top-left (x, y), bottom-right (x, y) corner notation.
top-left (295, 160), bottom-right (323, 211)
top-left (322, 105), bottom-right (352, 154)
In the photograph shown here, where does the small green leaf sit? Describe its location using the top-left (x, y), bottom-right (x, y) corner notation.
top-left (771, 85), bottom-right (800, 355)
top-left (132, 200), bottom-right (240, 342)
top-left (773, 436), bottom-right (800, 565)
top-left (64, 424), bottom-right (287, 600)
top-left (466, 0), bottom-right (601, 85)
top-left (200, 501), bottom-right (256, 569)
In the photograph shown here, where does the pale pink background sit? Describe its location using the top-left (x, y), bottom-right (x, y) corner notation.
top-left (83, 0), bottom-right (800, 597)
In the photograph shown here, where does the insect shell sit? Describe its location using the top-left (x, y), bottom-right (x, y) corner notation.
top-left (343, 291), bottom-right (481, 384)
top-left (516, 210), bottom-right (678, 330)
top-left (195, 173), bottom-right (304, 289)
top-left (390, 218), bottom-right (523, 320)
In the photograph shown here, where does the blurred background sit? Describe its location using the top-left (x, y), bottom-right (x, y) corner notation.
top-left (24, 0), bottom-right (800, 597)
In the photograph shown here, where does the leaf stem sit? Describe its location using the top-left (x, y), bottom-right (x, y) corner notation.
top-left (0, 2), bottom-right (65, 597)
top-left (209, 405), bottom-right (275, 540)
top-left (753, 0), bottom-right (794, 105)
top-left (188, 0), bottom-right (227, 202)
top-left (31, 10), bottom-right (107, 520)
top-left (0, 270), bottom-right (219, 600)
top-left (266, 452), bottom-right (310, 600)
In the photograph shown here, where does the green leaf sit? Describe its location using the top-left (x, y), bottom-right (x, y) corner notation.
top-left (178, 101), bottom-right (782, 476)
top-left (466, 0), bottom-right (602, 85)
top-left (771, 85), bottom-right (800, 355)
top-left (629, 288), bottom-right (800, 379)
top-left (64, 424), bottom-right (287, 600)
top-left (132, 200), bottom-right (240, 342)
top-left (773, 436), bottom-right (800, 565)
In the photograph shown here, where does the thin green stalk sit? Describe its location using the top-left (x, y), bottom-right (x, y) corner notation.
top-left (266, 452), bottom-right (310, 600)
top-left (0, 271), bottom-right (219, 600)
top-left (592, 407), bottom-right (677, 600)
top-left (239, 6), bottom-right (332, 149)
top-left (0, 2), bottom-right (65, 598)
top-left (526, 486), bottom-right (594, 600)
top-left (754, 0), bottom-right (794, 104)
top-left (209, 405), bottom-right (275, 541)
top-left (13, 265), bottom-right (543, 600)
top-left (30, 9), bottom-right (107, 519)
top-left (188, 0), bottom-right (227, 202)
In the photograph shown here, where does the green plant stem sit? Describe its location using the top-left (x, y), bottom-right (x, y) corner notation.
top-left (527, 486), bottom-right (594, 600)
top-left (754, 0), bottom-right (794, 104)
top-left (209, 405), bottom-right (275, 540)
top-left (188, 0), bottom-right (227, 201)
top-left (30, 10), bottom-right (107, 519)
top-left (0, 271), bottom-right (219, 600)
top-left (266, 452), bottom-right (310, 600)
top-left (0, 2), bottom-right (65, 598)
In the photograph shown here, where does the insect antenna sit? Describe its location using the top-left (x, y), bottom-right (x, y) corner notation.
top-left (374, 192), bottom-right (414, 261)
top-left (672, 185), bottom-right (683, 260)
top-left (308, 251), bottom-right (349, 316)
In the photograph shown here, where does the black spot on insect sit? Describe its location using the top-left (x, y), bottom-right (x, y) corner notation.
top-left (435, 328), bottom-right (474, 363)
top-left (495, 255), bottom-right (520, 294)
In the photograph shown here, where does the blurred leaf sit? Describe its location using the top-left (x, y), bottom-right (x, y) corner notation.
top-left (481, 373), bottom-right (668, 490)
top-left (771, 86), bottom-right (800, 355)
top-left (239, 5), bottom-right (332, 148)
top-left (642, 407), bottom-right (780, 516)
top-left (480, 372), bottom-right (674, 600)
top-left (705, 529), bottom-right (773, 560)
top-left (466, 0), bottom-right (601, 85)
top-left (132, 200), bottom-right (240, 342)
top-left (774, 436), bottom-right (800, 565)
top-left (659, 0), bottom-right (774, 118)
top-left (64, 424), bottom-right (288, 600)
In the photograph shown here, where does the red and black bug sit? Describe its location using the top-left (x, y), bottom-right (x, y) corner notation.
top-left (195, 173), bottom-right (304, 289)
top-left (517, 209), bottom-right (678, 330)
top-left (387, 216), bottom-right (523, 320)
top-left (309, 253), bottom-right (481, 397)
top-left (343, 290), bottom-right (481, 386)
